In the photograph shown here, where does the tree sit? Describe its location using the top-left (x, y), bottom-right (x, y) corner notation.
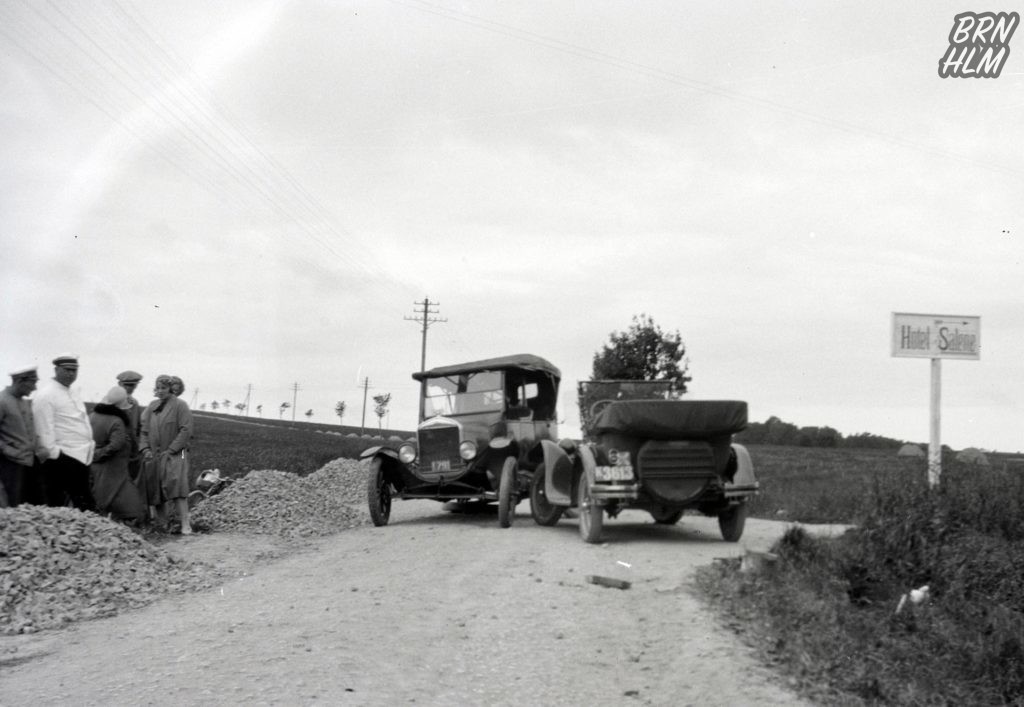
top-left (256, 404), bottom-right (263, 416)
top-left (210, 401), bottom-right (219, 411)
top-left (199, 403), bottom-right (207, 411)
top-left (580, 314), bottom-right (691, 436)
top-left (223, 399), bottom-right (231, 411)
top-left (235, 402), bottom-right (246, 415)
top-left (591, 313), bottom-right (690, 388)
top-left (305, 409), bottom-right (314, 420)
top-left (279, 402), bottom-right (290, 419)
top-left (334, 401), bottom-right (347, 424)
top-left (372, 393), bottom-right (391, 433)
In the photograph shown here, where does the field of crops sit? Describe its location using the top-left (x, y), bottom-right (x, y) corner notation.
top-left (186, 412), bottom-right (410, 479)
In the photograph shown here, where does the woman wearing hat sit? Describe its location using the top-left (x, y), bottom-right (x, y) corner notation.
top-left (88, 386), bottom-right (145, 523)
top-left (139, 374), bottom-right (194, 534)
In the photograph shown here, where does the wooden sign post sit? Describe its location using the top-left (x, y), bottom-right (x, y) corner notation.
top-left (891, 313), bottom-right (981, 486)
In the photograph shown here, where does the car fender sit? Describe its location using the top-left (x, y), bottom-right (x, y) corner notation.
top-left (725, 443), bottom-right (758, 495)
top-left (538, 439), bottom-right (574, 506)
top-left (360, 447), bottom-right (405, 488)
top-left (576, 444), bottom-right (597, 500)
top-left (360, 445), bottom-right (398, 461)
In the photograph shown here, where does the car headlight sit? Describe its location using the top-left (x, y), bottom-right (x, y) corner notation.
top-left (459, 441), bottom-right (477, 460)
top-left (399, 444), bottom-right (417, 464)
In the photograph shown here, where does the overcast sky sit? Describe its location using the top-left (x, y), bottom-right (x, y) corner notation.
top-left (2, 0), bottom-right (1021, 451)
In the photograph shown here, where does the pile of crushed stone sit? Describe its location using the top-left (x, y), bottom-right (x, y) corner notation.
top-left (190, 458), bottom-right (371, 537)
top-left (0, 505), bottom-right (217, 635)
top-left (0, 458), bottom-right (371, 635)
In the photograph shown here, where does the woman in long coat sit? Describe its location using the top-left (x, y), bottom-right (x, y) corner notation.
top-left (89, 386), bottom-right (145, 523)
top-left (139, 374), bottom-right (194, 534)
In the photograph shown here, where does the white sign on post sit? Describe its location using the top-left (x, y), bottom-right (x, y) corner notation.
top-left (891, 312), bottom-right (981, 487)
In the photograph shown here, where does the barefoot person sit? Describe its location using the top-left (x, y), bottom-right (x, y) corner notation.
top-left (139, 374), bottom-right (194, 534)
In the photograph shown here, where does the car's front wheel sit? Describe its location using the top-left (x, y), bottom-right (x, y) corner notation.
top-left (718, 502), bottom-right (747, 542)
top-left (577, 474), bottom-right (603, 543)
top-left (529, 464), bottom-right (564, 526)
top-left (366, 457), bottom-right (391, 527)
top-left (497, 457), bottom-right (517, 528)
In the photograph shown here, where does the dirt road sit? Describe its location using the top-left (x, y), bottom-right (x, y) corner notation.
top-left (0, 501), bottom-right (845, 706)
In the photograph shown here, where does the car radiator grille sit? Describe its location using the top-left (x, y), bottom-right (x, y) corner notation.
top-left (638, 441), bottom-right (716, 479)
top-left (418, 425), bottom-right (460, 471)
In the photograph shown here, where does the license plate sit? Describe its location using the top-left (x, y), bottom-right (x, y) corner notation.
top-left (595, 465), bottom-right (634, 482)
top-left (431, 460), bottom-right (452, 472)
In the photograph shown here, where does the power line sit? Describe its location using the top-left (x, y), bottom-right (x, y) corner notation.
top-left (1, 0), bottom-right (401, 296)
top-left (389, 0), bottom-right (1024, 179)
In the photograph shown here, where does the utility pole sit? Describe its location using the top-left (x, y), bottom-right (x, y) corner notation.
top-left (243, 384), bottom-right (252, 417)
top-left (404, 297), bottom-right (447, 421)
top-left (291, 382), bottom-right (300, 422)
top-left (360, 377), bottom-right (371, 436)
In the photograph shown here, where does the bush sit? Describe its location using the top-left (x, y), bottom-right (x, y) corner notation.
top-left (698, 459), bottom-right (1024, 705)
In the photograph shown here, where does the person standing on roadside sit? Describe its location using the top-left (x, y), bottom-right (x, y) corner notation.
top-left (89, 385), bottom-right (145, 524)
top-left (32, 354), bottom-right (96, 511)
top-left (116, 370), bottom-right (144, 480)
top-left (0, 366), bottom-right (40, 507)
top-left (139, 374), bottom-right (194, 534)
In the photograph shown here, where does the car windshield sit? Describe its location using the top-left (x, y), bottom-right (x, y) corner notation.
top-left (423, 371), bottom-right (504, 417)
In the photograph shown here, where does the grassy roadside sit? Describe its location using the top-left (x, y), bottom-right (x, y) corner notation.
top-left (698, 449), bottom-right (1024, 705)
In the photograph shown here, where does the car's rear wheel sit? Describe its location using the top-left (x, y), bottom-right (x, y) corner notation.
top-left (529, 464), bottom-right (564, 526)
top-left (718, 502), bottom-right (747, 542)
top-left (367, 457), bottom-right (391, 527)
top-left (649, 506), bottom-right (684, 525)
top-left (497, 457), bottom-right (517, 528)
top-left (577, 474), bottom-right (603, 543)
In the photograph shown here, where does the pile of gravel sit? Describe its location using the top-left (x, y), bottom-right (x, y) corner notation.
top-left (0, 505), bottom-right (217, 635)
top-left (0, 458), bottom-right (371, 636)
top-left (190, 458), bottom-right (371, 537)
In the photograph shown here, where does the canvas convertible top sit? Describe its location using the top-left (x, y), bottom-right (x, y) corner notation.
top-left (412, 354), bottom-right (561, 382)
top-left (593, 400), bottom-right (748, 439)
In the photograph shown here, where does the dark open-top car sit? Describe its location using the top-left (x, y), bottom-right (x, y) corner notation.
top-left (360, 354), bottom-right (561, 527)
top-left (530, 380), bottom-right (759, 543)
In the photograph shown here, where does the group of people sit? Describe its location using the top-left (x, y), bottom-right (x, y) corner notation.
top-left (0, 354), bottom-right (195, 534)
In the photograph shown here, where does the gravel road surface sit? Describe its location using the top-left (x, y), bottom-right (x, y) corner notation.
top-left (0, 500), bottom-right (846, 706)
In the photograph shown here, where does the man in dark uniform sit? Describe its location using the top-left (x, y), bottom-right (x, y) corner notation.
top-left (116, 370), bottom-right (144, 480)
top-left (0, 365), bottom-right (39, 506)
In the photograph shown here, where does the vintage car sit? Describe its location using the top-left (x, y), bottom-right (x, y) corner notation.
top-left (360, 354), bottom-right (561, 528)
top-left (529, 380), bottom-right (758, 543)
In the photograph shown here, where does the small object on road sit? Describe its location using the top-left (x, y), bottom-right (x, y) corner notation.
top-left (739, 549), bottom-right (778, 574)
top-left (586, 574), bottom-right (631, 590)
top-left (896, 584), bottom-right (930, 614)
top-left (617, 561), bottom-right (632, 568)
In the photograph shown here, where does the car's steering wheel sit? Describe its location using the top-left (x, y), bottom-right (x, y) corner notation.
top-left (588, 399), bottom-right (616, 420)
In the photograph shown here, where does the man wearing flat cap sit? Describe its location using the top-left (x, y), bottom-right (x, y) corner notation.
top-left (116, 370), bottom-right (144, 479)
top-left (0, 365), bottom-right (39, 507)
top-left (32, 354), bottom-right (96, 511)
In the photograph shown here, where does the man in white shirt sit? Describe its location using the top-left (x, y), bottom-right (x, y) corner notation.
top-left (33, 354), bottom-right (96, 511)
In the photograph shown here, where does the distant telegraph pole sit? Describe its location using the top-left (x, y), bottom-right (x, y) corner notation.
top-left (360, 377), bottom-right (371, 436)
top-left (291, 382), bottom-right (300, 421)
top-left (405, 297), bottom-right (447, 421)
